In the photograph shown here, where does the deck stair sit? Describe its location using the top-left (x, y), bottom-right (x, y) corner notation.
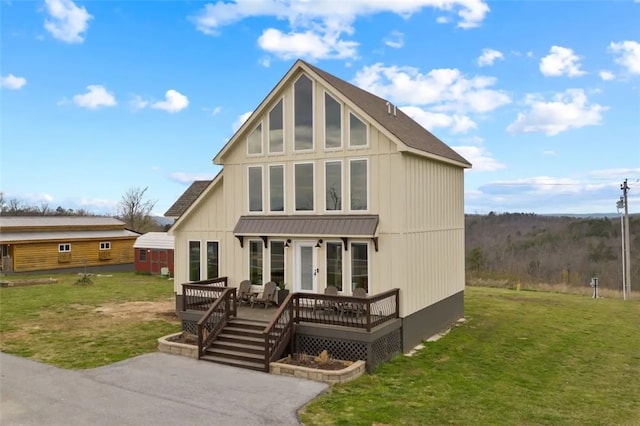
top-left (200, 318), bottom-right (270, 371)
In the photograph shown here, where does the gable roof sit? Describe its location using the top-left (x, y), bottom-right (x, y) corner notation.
top-left (214, 59), bottom-right (470, 168)
top-left (133, 232), bottom-right (174, 250)
top-left (303, 61), bottom-right (471, 167)
top-left (164, 180), bottom-right (212, 218)
top-left (0, 216), bottom-right (126, 229)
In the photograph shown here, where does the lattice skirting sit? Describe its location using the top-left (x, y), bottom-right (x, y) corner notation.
top-left (182, 319), bottom-right (198, 335)
top-left (295, 328), bottom-right (402, 373)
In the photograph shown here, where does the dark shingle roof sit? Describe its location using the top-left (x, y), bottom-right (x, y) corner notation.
top-left (164, 180), bottom-right (211, 218)
top-left (302, 61), bottom-right (471, 167)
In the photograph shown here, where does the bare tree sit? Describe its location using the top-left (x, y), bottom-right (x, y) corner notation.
top-left (38, 202), bottom-right (50, 216)
top-left (117, 187), bottom-right (157, 233)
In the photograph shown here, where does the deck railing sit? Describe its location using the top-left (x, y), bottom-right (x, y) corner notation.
top-left (196, 287), bottom-right (236, 358)
top-left (181, 277), bottom-right (236, 315)
top-left (262, 293), bottom-right (295, 372)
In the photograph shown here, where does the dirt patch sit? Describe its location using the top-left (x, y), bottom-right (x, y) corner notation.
top-left (166, 331), bottom-right (198, 345)
top-left (93, 298), bottom-right (178, 322)
top-left (279, 351), bottom-right (353, 371)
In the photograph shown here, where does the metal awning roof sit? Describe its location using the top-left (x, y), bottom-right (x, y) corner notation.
top-left (233, 215), bottom-right (379, 237)
top-left (0, 229), bottom-right (140, 243)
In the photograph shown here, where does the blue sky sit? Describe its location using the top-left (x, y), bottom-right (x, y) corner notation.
top-left (1, 0), bottom-right (639, 216)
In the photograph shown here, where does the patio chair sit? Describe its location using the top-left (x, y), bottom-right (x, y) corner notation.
top-left (340, 287), bottom-right (368, 317)
top-left (237, 280), bottom-right (253, 305)
top-left (313, 285), bottom-right (339, 314)
top-left (250, 281), bottom-right (278, 309)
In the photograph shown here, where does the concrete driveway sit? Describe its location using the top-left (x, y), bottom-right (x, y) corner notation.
top-left (0, 352), bottom-right (328, 426)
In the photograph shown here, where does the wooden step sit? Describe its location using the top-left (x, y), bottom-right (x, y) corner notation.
top-left (222, 326), bottom-right (264, 338)
top-left (205, 347), bottom-right (264, 363)
top-left (210, 340), bottom-right (265, 355)
top-left (217, 333), bottom-right (264, 346)
top-left (200, 354), bottom-right (265, 372)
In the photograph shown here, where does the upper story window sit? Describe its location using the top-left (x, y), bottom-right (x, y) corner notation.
top-left (325, 160), bottom-right (342, 211)
top-left (247, 123), bottom-right (263, 155)
top-left (295, 162), bottom-right (314, 211)
top-left (58, 243), bottom-right (71, 252)
top-left (248, 166), bottom-right (263, 212)
top-left (294, 74), bottom-right (314, 151)
top-left (99, 242), bottom-right (111, 250)
top-left (349, 112), bottom-right (368, 147)
top-left (350, 159), bottom-right (368, 211)
top-left (269, 164), bottom-right (284, 212)
top-left (324, 92), bottom-right (342, 149)
top-left (269, 99), bottom-right (284, 154)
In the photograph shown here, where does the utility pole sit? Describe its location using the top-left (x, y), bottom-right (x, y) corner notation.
top-left (621, 179), bottom-right (631, 298)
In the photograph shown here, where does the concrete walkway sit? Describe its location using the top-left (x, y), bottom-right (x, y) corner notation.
top-left (0, 352), bottom-right (328, 426)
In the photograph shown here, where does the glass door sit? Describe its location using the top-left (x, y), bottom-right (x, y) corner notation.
top-left (294, 241), bottom-right (317, 293)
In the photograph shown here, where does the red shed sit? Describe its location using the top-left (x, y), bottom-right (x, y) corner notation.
top-left (133, 232), bottom-right (174, 276)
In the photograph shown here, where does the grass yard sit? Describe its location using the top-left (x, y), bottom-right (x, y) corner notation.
top-left (300, 286), bottom-right (640, 425)
top-left (0, 272), bottom-right (180, 369)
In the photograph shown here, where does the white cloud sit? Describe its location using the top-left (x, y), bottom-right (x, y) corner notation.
top-left (1, 73), bottom-right (27, 90)
top-left (587, 168), bottom-right (640, 180)
top-left (129, 95), bottom-right (149, 111)
top-left (384, 31), bottom-right (404, 49)
top-left (401, 106), bottom-right (477, 134)
top-left (477, 48), bottom-right (503, 67)
top-left (539, 46), bottom-right (586, 77)
top-left (609, 40), bottom-right (640, 74)
top-left (232, 111), bottom-right (253, 132)
top-left (258, 56), bottom-right (271, 67)
top-left (169, 172), bottom-right (218, 184)
top-left (507, 89), bottom-right (607, 136)
top-left (451, 145), bottom-right (505, 171)
top-left (258, 27), bottom-right (357, 60)
top-left (436, 16), bottom-right (450, 24)
top-left (43, 0), bottom-right (92, 43)
top-left (70, 85), bottom-right (117, 109)
top-left (353, 63), bottom-right (510, 114)
top-left (151, 89), bottom-right (189, 113)
top-left (211, 106), bottom-right (222, 116)
top-left (599, 70), bottom-right (615, 81)
top-left (543, 150), bottom-right (557, 156)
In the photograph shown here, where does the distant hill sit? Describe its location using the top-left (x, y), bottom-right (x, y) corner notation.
top-left (465, 213), bottom-right (639, 289)
top-left (153, 216), bottom-right (174, 227)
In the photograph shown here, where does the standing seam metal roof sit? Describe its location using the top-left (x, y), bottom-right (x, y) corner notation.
top-left (233, 215), bottom-right (379, 237)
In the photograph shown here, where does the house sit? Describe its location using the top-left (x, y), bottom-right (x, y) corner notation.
top-left (166, 59), bottom-right (470, 371)
top-left (133, 232), bottom-right (175, 276)
top-left (0, 216), bottom-right (139, 273)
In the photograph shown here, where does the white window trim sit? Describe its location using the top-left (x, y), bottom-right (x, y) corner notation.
top-left (293, 74), bottom-right (315, 153)
top-left (293, 161), bottom-right (315, 213)
top-left (349, 240), bottom-right (370, 294)
top-left (268, 98), bottom-right (285, 155)
top-left (324, 91), bottom-right (343, 151)
top-left (324, 159), bottom-right (343, 212)
top-left (58, 243), bottom-right (71, 252)
top-left (188, 240), bottom-right (202, 282)
top-left (205, 240), bottom-right (221, 279)
top-left (247, 122), bottom-right (264, 156)
top-left (348, 157), bottom-right (369, 213)
top-left (99, 241), bottom-right (111, 250)
top-left (247, 165), bottom-right (264, 214)
top-left (268, 163), bottom-right (286, 214)
top-left (248, 239), bottom-right (266, 285)
top-left (325, 240), bottom-right (346, 294)
top-left (348, 111), bottom-right (369, 149)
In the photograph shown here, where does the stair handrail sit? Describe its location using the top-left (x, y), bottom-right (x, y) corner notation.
top-left (262, 292), bottom-right (295, 372)
top-left (196, 287), bottom-right (236, 358)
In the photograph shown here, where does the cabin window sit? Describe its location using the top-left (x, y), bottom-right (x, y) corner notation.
top-left (139, 249), bottom-right (147, 262)
top-left (99, 242), bottom-right (111, 250)
top-left (248, 166), bottom-right (263, 212)
top-left (58, 243), bottom-right (71, 252)
top-left (249, 240), bottom-right (263, 285)
top-left (206, 241), bottom-right (219, 279)
top-left (269, 165), bottom-right (284, 212)
top-left (349, 112), bottom-right (367, 147)
top-left (269, 99), bottom-right (284, 153)
top-left (294, 162), bottom-right (314, 211)
top-left (326, 242), bottom-right (343, 291)
top-left (349, 159), bottom-right (368, 211)
top-left (325, 92), bottom-right (342, 149)
top-left (325, 161), bottom-right (342, 211)
top-left (247, 123), bottom-right (263, 155)
top-left (294, 74), bottom-right (313, 151)
top-left (270, 241), bottom-right (285, 287)
top-left (351, 242), bottom-right (369, 293)
top-left (189, 241), bottom-right (201, 282)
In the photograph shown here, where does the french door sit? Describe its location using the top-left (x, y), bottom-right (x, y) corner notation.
top-left (294, 241), bottom-right (317, 293)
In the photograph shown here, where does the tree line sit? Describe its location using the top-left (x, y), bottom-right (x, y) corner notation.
top-left (0, 187), bottom-right (164, 233)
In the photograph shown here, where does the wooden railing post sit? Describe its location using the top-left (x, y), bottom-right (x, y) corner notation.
top-left (395, 289), bottom-right (400, 318)
top-left (366, 299), bottom-right (372, 332)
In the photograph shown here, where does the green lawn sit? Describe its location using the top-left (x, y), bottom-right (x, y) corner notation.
top-left (300, 287), bottom-right (640, 425)
top-left (0, 272), bottom-right (180, 369)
